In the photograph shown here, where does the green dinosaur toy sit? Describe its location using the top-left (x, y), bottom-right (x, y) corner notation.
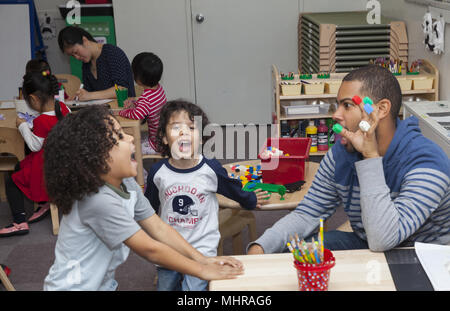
top-left (243, 182), bottom-right (286, 200)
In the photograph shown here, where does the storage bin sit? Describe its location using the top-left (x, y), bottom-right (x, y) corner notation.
top-left (258, 138), bottom-right (311, 185)
top-left (324, 80), bottom-right (342, 94)
top-left (283, 102), bottom-right (319, 115)
top-left (396, 77), bottom-right (412, 91)
top-left (412, 77), bottom-right (434, 90)
top-left (303, 82), bottom-right (325, 95)
top-left (281, 82), bottom-right (301, 96)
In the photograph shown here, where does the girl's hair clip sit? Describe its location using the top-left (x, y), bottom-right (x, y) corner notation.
top-left (42, 70), bottom-right (50, 76)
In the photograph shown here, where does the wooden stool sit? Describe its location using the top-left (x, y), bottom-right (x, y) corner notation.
top-left (336, 220), bottom-right (352, 232)
top-left (0, 265), bottom-right (15, 291)
top-left (218, 209), bottom-right (257, 256)
top-left (33, 202), bottom-right (59, 235)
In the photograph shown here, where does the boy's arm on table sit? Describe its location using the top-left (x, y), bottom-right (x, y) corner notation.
top-left (136, 215), bottom-right (241, 270)
top-left (356, 157), bottom-right (449, 252)
top-left (125, 224), bottom-right (242, 281)
top-left (138, 176), bottom-right (242, 269)
top-left (248, 150), bottom-right (340, 254)
top-left (118, 96), bottom-right (148, 120)
top-left (208, 160), bottom-right (270, 209)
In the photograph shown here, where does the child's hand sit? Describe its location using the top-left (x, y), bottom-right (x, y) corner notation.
top-left (16, 117), bottom-right (26, 127)
top-left (204, 256), bottom-right (243, 269)
top-left (110, 109), bottom-right (121, 116)
top-left (123, 98), bottom-right (137, 109)
top-left (254, 188), bottom-right (271, 208)
top-left (198, 258), bottom-right (244, 281)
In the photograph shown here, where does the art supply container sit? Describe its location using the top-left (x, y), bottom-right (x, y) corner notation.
top-left (317, 119), bottom-right (328, 151)
top-left (258, 138), bottom-right (311, 185)
top-left (294, 248), bottom-right (335, 291)
top-left (115, 87), bottom-right (128, 108)
top-left (306, 120), bottom-right (318, 153)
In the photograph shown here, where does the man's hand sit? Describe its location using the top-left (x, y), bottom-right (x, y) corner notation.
top-left (338, 101), bottom-right (381, 159)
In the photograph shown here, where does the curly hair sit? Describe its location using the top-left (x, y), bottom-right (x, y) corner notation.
top-left (44, 105), bottom-right (123, 214)
top-left (156, 100), bottom-right (210, 157)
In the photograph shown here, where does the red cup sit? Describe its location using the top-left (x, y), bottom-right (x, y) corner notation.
top-left (293, 248), bottom-right (335, 291)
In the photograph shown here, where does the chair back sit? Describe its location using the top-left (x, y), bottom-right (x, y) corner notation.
top-left (55, 74), bottom-right (81, 98)
top-left (0, 128), bottom-right (25, 161)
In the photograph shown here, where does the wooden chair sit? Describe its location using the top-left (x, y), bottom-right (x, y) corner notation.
top-left (0, 266), bottom-right (15, 291)
top-left (0, 156), bottom-right (18, 202)
top-left (0, 127), bottom-right (24, 202)
top-left (54, 74), bottom-right (81, 98)
top-left (33, 202), bottom-right (59, 235)
top-left (336, 220), bottom-right (352, 232)
top-left (218, 208), bottom-right (257, 256)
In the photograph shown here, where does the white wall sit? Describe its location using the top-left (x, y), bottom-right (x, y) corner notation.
top-left (35, 0), bottom-right (71, 74)
top-left (380, 0), bottom-right (450, 100)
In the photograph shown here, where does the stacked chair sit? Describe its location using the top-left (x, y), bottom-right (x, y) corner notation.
top-left (298, 11), bottom-right (408, 73)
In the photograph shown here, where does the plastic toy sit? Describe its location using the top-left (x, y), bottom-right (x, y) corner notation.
top-left (243, 182), bottom-right (287, 200)
top-left (332, 123), bottom-right (343, 134)
top-left (362, 96), bottom-right (374, 114)
top-left (259, 147), bottom-right (284, 159)
top-left (359, 120), bottom-right (371, 132)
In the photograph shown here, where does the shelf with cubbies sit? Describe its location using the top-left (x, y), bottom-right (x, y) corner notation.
top-left (272, 60), bottom-right (439, 156)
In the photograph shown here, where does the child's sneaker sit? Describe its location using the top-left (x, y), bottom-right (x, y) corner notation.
top-left (0, 222), bottom-right (29, 237)
top-left (28, 203), bottom-right (50, 223)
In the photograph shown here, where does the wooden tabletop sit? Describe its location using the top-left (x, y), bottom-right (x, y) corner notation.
top-left (209, 249), bottom-right (396, 291)
top-left (217, 160), bottom-right (319, 210)
top-left (0, 108), bottom-right (18, 129)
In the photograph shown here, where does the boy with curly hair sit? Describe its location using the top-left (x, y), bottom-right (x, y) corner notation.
top-left (43, 105), bottom-right (243, 291)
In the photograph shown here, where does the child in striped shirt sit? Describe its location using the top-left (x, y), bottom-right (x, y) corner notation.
top-left (119, 52), bottom-right (167, 154)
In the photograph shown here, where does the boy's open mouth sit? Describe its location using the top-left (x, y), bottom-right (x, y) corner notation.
top-left (178, 140), bottom-right (191, 152)
top-left (131, 152), bottom-right (136, 161)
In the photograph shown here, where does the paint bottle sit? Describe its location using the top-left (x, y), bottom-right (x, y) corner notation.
top-left (317, 119), bottom-right (328, 151)
top-left (306, 120), bottom-right (318, 153)
top-left (326, 118), bottom-right (335, 147)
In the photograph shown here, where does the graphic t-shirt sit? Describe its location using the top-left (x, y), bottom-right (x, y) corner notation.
top-left (144, 156), bottom-right (257, 256)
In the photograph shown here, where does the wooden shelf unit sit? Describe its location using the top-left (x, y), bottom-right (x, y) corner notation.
top-left (272, 59), bottom-right (439, 144)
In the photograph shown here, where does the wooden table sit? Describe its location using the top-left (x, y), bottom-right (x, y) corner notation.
top-left (0, 108), bottom-right (25, 161)
top-left (209, 249), bottom-right (396, 291)
top-left (217, 160), bottom-right (319, 210)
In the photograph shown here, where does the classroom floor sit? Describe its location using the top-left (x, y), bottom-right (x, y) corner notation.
top-left (0, 156), bottom-right (347, 291)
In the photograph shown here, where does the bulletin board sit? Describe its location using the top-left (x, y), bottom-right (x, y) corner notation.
top-left (0, 4), bottom-right (31, 100)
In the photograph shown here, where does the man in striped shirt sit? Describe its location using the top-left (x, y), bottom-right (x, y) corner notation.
top-left (248, 65), bottom-right (449, 253)
top-left (119, 52), bottom-right (167, 154)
